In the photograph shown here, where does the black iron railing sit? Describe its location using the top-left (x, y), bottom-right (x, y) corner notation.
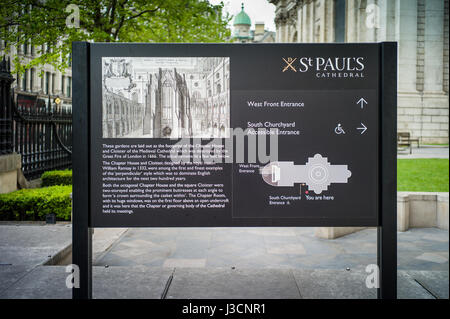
top-left (13, 97), bottom-right (72, 179)
top-left (0, 56), bottom-right (72, 180)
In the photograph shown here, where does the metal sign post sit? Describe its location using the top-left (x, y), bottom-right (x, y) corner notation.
top-left (72, 42), bottom-right (92, 299)
top-left (72, 42), bottom-right (397, 299)
top-left (378, 42), bottom-right (397, 299)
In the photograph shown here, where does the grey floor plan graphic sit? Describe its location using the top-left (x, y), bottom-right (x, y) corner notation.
top-left (260, 154), bottom-right (352, 194)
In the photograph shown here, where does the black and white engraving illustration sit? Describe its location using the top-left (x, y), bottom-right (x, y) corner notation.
top-left (102, 57), bottom-right (230, 138)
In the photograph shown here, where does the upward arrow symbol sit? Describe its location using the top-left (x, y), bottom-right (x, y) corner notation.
top-left (357, 98), bottom-right (368, 108)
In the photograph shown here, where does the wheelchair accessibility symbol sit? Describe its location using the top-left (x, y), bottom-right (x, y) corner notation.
top-left (334, 123), bottom-right (346, 135)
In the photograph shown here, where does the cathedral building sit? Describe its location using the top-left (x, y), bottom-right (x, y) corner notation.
top-left (270, 0), bottom-right (449, 143)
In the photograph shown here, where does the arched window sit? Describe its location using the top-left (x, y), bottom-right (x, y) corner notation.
top-left (216, 84), bottom-right (221, 94)
top-left (107, 100), bottom-right (112, 115)
top-left (162, 80), bottom-right (172, 119)
top-left (114, 100), bottom-right (119, 115)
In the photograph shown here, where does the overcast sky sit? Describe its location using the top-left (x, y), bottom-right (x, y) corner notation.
top-left (209, 0), bottom-right (276, 32)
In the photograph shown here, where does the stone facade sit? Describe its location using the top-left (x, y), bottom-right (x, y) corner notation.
top-left (271, 0), bottom-right (449, 143)
top-left (0, 41), bottom-right (72, 110)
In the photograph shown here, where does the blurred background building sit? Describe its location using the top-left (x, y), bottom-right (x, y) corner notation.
top-left (270, 0), bottom-right (449, 143)
top-left (0, 41), bottom-right (72, 111)
top-left (233, 3), bottom-right (276, 43)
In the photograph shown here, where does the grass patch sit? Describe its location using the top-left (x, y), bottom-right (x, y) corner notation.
top-left (398, 159), bottom-right (449, 192)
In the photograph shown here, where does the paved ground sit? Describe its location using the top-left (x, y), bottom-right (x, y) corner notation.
top-left (0, 223), bottom-right (126, 266)
top-left (398, 146), bottom-right (449, 159)
top-left (0, 223), bottom-right (72, 267)
top-left (94, 227), bottom-right (448, 272)
top-left (0, 265), bottom-right (446, 299)
top-left (0, 224), bottom-right (448, 299)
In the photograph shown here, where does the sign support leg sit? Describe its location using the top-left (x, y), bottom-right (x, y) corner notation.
top-left (378, 42), bottom-right (397, 299)
top-left (72, 41), bottom-right (92, 299)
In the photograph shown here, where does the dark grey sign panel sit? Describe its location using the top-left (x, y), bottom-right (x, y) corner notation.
top-left (73, 42), bottom-right (397, 299)
top-left (88, 43), bottom-right (380, 227)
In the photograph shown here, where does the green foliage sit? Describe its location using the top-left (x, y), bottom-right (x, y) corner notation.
top-left (0, 0), bottom-right (232, 74)
top-left (398, 159), bottom-right (449, 192)
top-left (0, 186), bottom-right (72, 221)
top-left (41, 170), bottom-right (72, 187)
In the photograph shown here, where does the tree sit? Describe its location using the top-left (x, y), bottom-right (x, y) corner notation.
top-left (0, 0), bottom-right (231, 74)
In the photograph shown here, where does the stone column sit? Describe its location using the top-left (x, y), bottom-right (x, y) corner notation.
top-left (318, 0), bottom-right (326, 42)
top-left (444, 0), bottom-right (449, 93)
top-left (52, 72), bottom-right (58, 95)
top-left (346, 0), bottom-right (359, 42)
top-left (26, 69), bottom-right (31, 92)
top-left (302, 2), bottom-right (308, 41)
top-left (309, 1), bottom-right (314, 42)
top-left (281, 23), bottom-right (287, 42)
top-left (396, 0), bottom-right (418, 93)
top-left (423, 0), bottom-right (444, 93)
top-left (422, 0), bottom-right (448, 143)
top-left (324, 0), bottom-right (334, 42)
top-left (356, 0), bottom-right (367, 42)
top-left (48, 71), bottom-right (53, 95)
top-left (364, 0), bottom-right (378, 42)
top-left (297, 5), bottom-right (303, 42)
top-left (276, 23), bottom-right (281, 42)
top-left (377, 0), bottom-right (397, 41)
top-left (276, 14), bottom-right (287, 43)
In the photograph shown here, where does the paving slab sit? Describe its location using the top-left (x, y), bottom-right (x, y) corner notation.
top-left (0, 265), bottom-right (173, 299)
top-left (292, 269), bottom-right (377, 299)
top-left (403, 270), bottom-right (449, 299)
top-left (166, 268), bottom-right (301, 299)
top-left (397, 271), bottom-right (435, 299)
top-left (93, 266), bottom-right (173, 299)
top-left (0, 266), bottom-right (71, 299)
top-left (0, 224), bottom-right (72, 266)
top-left (93, 228), bottom-right (129, 261)
top-left (0, 265), bottom-right (34, 295)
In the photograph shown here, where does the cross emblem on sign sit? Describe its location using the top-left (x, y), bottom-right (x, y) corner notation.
top-left (282, 57), bottom-right (297, 72)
